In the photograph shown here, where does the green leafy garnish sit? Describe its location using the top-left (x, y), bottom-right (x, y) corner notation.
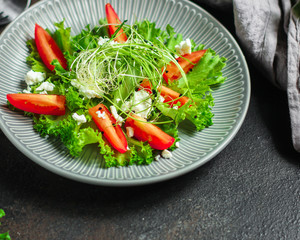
top-left (0, 209), bottom-right (11, 240)
top-left (17, 17), bottom-right (227, 167)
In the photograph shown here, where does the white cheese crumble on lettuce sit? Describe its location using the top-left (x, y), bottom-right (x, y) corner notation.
top-left (25, 70), bottom-right (46, 85)
top-left (159, 95), bottom-right (165, 102)
top-left (122, 90), bottom-right (152, 119)
top-left (98, 37), bottom-right (119, 46)
top-left (71, 80), bottom-right (101, 99)
top-left (175, 38), bottom-right (192, 57)
top-left (72, 113), bottom-right (87, 125)
top-left (23, 86), bottom-right (31, 93)
top-left (36, 82), bottom-right (55, 92)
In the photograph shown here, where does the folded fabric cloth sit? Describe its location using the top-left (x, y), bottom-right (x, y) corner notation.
top-left (287, 1), bottom-right (300, 152)
top-left (195, 0), bottom-right (300, 152)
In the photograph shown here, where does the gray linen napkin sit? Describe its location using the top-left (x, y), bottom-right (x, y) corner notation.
top-left (196, 0), bottom-right (300, 152)
top-left (287, 1), bottom-right (300, 152)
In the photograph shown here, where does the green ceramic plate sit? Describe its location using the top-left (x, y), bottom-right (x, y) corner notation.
top-left (0, 0), bottom-right (250, 186)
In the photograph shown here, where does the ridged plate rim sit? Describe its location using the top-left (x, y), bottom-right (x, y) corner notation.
top-left (0, 0), bottom-right (250, 186)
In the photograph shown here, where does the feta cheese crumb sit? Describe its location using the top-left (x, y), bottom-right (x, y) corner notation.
top-left (81, 89), bottom-right (101, 99)
top-left (36, 82), bottom-right (55, 92)
top-left (173, 105), bottom-right (179, 110)
top-left (155, 155), bottom-right (161, 161)
top-left (98, 37), bottom-right (110, 45)
top-left (70, 80), bottom-right (101, 99)
top-left (161, 149), bottom-right (172, 159)
top-left (39, 90), bottom-right (48, 94)
top-left (126, 126), bottom-right (134, 138)
top-left (175, 38), bottom-right (192, 56)
top-left (23, 86), bottom-right (31, 93)
top-left (175, 142), bottom-right (180, 148)
top-left (96, 110), bottom-right (106, 119)
top-left (116, 98), bottom-right (121, 103)
top-left (122, 90), bottom-right (152, 119)
top-left (72, 113), bottom-right (87, 125)
top-left (110, 105), bottom-right (124, 125)
top-left (25, 70), bottom-right (46, 85)
top-left (98, 37), bottom-right (119, 46)
top-left (159, 95), bottom-right (165, 102)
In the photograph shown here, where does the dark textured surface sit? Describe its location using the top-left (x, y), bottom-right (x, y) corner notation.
top-left (0, 1), bottom-right (299, 239)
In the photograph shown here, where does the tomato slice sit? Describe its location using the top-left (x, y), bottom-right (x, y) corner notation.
top-left (105, 3), bottom-right (127, 43)
top-left (89, 104), bottom-right (128, 153)
top-left (7, 94), bottom-right (66, 115)
top-left (125, 114), bottom-right (175, 150)
top-left (162, 50), bottom-right (207, 84)
top-left (139, 80), bottom-right (189, 108)
top-left (35, 24), bottom-right (67, 71)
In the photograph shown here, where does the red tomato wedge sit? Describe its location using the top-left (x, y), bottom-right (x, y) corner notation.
top-left (89, 104), bottom-right (128, 153)
top-left (125, 114), bottom-right (175, 150)
top-left (162, 50), bottom-right (207, 84)
top-left (105, 3), bottom-right (127, 43)
top-left (35, 24), bottom-right (67, 71)
top-left (139, 80), bottom-right (189, 108)
top-left (7, 94), bottom-right (66, 115)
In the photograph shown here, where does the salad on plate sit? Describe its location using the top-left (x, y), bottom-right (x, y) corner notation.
top-left (6, 3), bottom-right (227, 167)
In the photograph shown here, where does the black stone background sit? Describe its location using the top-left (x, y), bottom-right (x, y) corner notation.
top-left (0, 1), bottom-right (299, 239)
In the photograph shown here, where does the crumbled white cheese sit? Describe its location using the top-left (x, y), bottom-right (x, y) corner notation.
top-left (173, 105), bottom-right (179, 110)
top-left (72, 113), bottom-right (87, 125)
top-left (71, 80), bottom-right (101, 99)
top-left (96, 110), bottom-right (106, 119)
top-left (116, 98), bottom-right (121, 103)
top-left (110, 105), bottom-right (124, 125)
top-left (98, 37), bottom-right (110, 45)
top-left (82, 89), bottom-right (101, 99)
top-left (71, 80), bottom-right (80, 89)
top-left (175, 38), bottom-right (192, 56)
top-left (39, 90), bottom-right (48, 95)
top-left (36, 82), bottom-right (55, 92)
top-left (25, 70), bottom-right (46, 85)
top-left (126, 126), bottom-right (134, 138)
top-left (155, 155), bottom-right (161, 161)
top-left (159, 95), bottom-right (165, 102)
top-left (122, 90), bottom-right (152, 119)
top-left (175, 142), bottom-right (180, 148)
top-left (98, 37), bottom-right (119, 46)
top-left (23, 86), bottom-right (31, 93)
top-left (161, 149), bottom-right (172, 159)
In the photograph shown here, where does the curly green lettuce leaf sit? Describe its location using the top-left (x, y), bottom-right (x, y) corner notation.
top-left (103, 137), bottom-right (155, 167)
top-left (53, 20), bottom-right (72, 55)
top-left (52, 20), bottom-right (78, 67)
top-left (127, 138), bottom-right (155, 165)
top-left (157, 49), bottom-right (226, 130)
top-left (163, 24), bottom-right (183, 52)
top-left (33, 114), bottom-right (99, 156)
top-left (186, 94), bottom-right (214, 131)
top-left (71, 19), bottom-right (109, 51)
top-left (174, 49), bottom-right (227, 95)
top-left (26, 40), bottom-right (49, 73)
top-left (65, 86), bottom-right (89, 111)
top-left (98, 140), bottom-right (121, 168)
top-left (156, 101), bottom-right (189, 126)
top-left (133, 20), bottom-right (183, 53)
